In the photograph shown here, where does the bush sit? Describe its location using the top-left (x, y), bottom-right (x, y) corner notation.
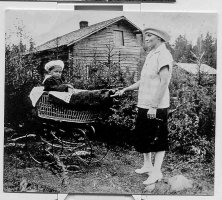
top-left (97, 91), bottom-right (137, 147)
top-left (98, 66), bottom-right (216, 161)
top-left (5, 45), bottom-right (41, 126)
top-left (168, 81), bottom-right (215, 162)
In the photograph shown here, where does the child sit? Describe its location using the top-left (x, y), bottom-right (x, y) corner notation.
top-left (43, 60), bottom-right (74, 92)
top-left (42, 60), bottom-right (113, 110)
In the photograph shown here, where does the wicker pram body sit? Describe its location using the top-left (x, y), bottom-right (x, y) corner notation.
top-left (36, 93), bottom-right (97, 123)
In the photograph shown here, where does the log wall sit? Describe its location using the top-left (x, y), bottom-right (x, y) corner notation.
top-left (70, 22), bottom-right (143, 80)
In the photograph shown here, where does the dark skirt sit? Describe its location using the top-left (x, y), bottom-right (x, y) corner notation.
top-left (134, 107), bottom-right (169, 153)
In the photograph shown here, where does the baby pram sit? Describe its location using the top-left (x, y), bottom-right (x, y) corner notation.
top-left (27, 87), bottom-right (117, 173)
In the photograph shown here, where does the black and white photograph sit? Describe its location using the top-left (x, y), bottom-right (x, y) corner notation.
top-left (4, 10), bottom-right (217, 195)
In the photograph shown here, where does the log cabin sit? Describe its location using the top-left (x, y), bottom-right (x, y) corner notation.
top-left (33, 16), bottom-right (143, 82)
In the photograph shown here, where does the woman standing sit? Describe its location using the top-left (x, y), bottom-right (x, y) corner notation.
top-left (117, 28), bottom-right (173, 185)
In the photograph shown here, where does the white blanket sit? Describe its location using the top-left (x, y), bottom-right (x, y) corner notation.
top-left (49, 91), bottom-right (72, 104)
top-left (29, 86), bottom-right (44, 107)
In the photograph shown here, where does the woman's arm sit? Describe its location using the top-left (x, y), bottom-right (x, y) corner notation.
top-left (117, 81), bottom-right (140, 96)
top-left (123, 81), bottom-right (140, 92)
top-left (147, 65), bottom-right (170, 119)
top-left (151, 65), bottom-right (170, 108)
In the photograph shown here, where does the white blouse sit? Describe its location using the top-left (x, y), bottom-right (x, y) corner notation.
top-left (137, 43), bottom-right (173, 109)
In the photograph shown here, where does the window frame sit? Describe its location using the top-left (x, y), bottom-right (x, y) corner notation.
top-left (114, 30), bottom-right (124, 46)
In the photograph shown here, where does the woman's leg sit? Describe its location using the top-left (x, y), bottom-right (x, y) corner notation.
top-left (135, 152), bottom-right (153, 174)
top-left (143, 151), bottom-right (165, 185)
top-left (153, 151), bottom-right (165, 172)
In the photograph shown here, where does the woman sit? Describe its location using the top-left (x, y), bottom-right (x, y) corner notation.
top-left (117, 28), bottom-right (173, 185)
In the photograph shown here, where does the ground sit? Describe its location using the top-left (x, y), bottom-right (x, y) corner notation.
top-left (3, 144), bottom-right (214, 195)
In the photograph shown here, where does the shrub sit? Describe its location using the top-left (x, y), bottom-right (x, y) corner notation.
top-left (5, 46), bottom-right (41, 126)
top-left (97, 92), bottom-right (137, 147)
top-left (168, 81), bottom-right (215, 162)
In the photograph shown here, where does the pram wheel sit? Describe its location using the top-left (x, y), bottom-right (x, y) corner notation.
top-left (26, 121), bottom-right (94, 173)
top-left (26, 133), bottom-right (56, 168)
top-left (27, 92), bottom-right (110, 173)
top-left (82, 125), bottom-right (109, 163)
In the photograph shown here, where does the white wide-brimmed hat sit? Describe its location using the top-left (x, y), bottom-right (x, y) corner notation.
top-left (143, 28), bottom-right (170, 42)
top-left (44, 60), bottom-right (64, 71)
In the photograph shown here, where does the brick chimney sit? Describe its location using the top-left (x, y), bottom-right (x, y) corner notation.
top-left (79, 21), bottom-right (88, 29)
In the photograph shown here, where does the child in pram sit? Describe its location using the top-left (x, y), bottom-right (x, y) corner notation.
top-left (43, 60), bottom-right (74, 92)
top-left (42, 60), bottom-right (114, 110)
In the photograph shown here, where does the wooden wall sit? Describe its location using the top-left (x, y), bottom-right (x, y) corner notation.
top-left (69, 21), bottom-right (143, 80)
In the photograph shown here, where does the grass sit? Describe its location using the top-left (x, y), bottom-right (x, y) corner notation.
top-left (3, 144), bottom-right (214, 195)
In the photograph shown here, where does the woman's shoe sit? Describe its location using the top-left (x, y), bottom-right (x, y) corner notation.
top-left (143, 172), bottom-right (163, 185)
top-left (135, 166), bottom-right (153, 174)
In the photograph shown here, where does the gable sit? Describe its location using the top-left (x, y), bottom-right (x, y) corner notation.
top-left (35, 16), bottom-right (142, 53)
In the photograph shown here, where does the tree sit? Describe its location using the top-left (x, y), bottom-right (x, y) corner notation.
top-left (5, 19), bottom-right (41, 124)
top-left (64, 42), bottom-right (135, 90)
top-left (173, 35), bottom-right (194, 63)
top-left (193, 33), bottom-right (217, 69)
top-left (202, 33), bottom-right (217, 69)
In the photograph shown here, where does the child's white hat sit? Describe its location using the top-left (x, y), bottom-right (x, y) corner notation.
top-left (45, 60), bottom-right (64, 71)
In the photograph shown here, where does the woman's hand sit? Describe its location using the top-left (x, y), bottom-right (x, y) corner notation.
top-left (147, 107), bottom-right (157, 119)
top-left (68, 88), bottom-right (74, 93)
top-left (114, 89), bottom-right (125, 97)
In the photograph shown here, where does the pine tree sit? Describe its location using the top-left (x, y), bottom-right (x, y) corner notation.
top-left (202, 33), bottom-right (217, 69)
top-left (173, 35), bottom-right (194, 63)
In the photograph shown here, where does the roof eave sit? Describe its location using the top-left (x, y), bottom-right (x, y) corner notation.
top-left (67, 27), bottom-right (105, 47)
top-left (67, 16), bottom-right (142, 47)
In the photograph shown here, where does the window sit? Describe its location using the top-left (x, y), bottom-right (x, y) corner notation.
top-left (114, 30), bottom-right (124, 46)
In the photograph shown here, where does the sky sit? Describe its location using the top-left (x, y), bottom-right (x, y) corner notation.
top-left (5, 10), bottom-right (217, 48)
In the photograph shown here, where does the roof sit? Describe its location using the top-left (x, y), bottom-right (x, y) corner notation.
top-left (176, 63), bottom-right (216, 75)
top-left (35, 16), bottom-right (142, 53)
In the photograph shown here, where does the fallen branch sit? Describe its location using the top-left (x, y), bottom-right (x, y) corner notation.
top-left (7, 134), bottom-right (36, 142)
